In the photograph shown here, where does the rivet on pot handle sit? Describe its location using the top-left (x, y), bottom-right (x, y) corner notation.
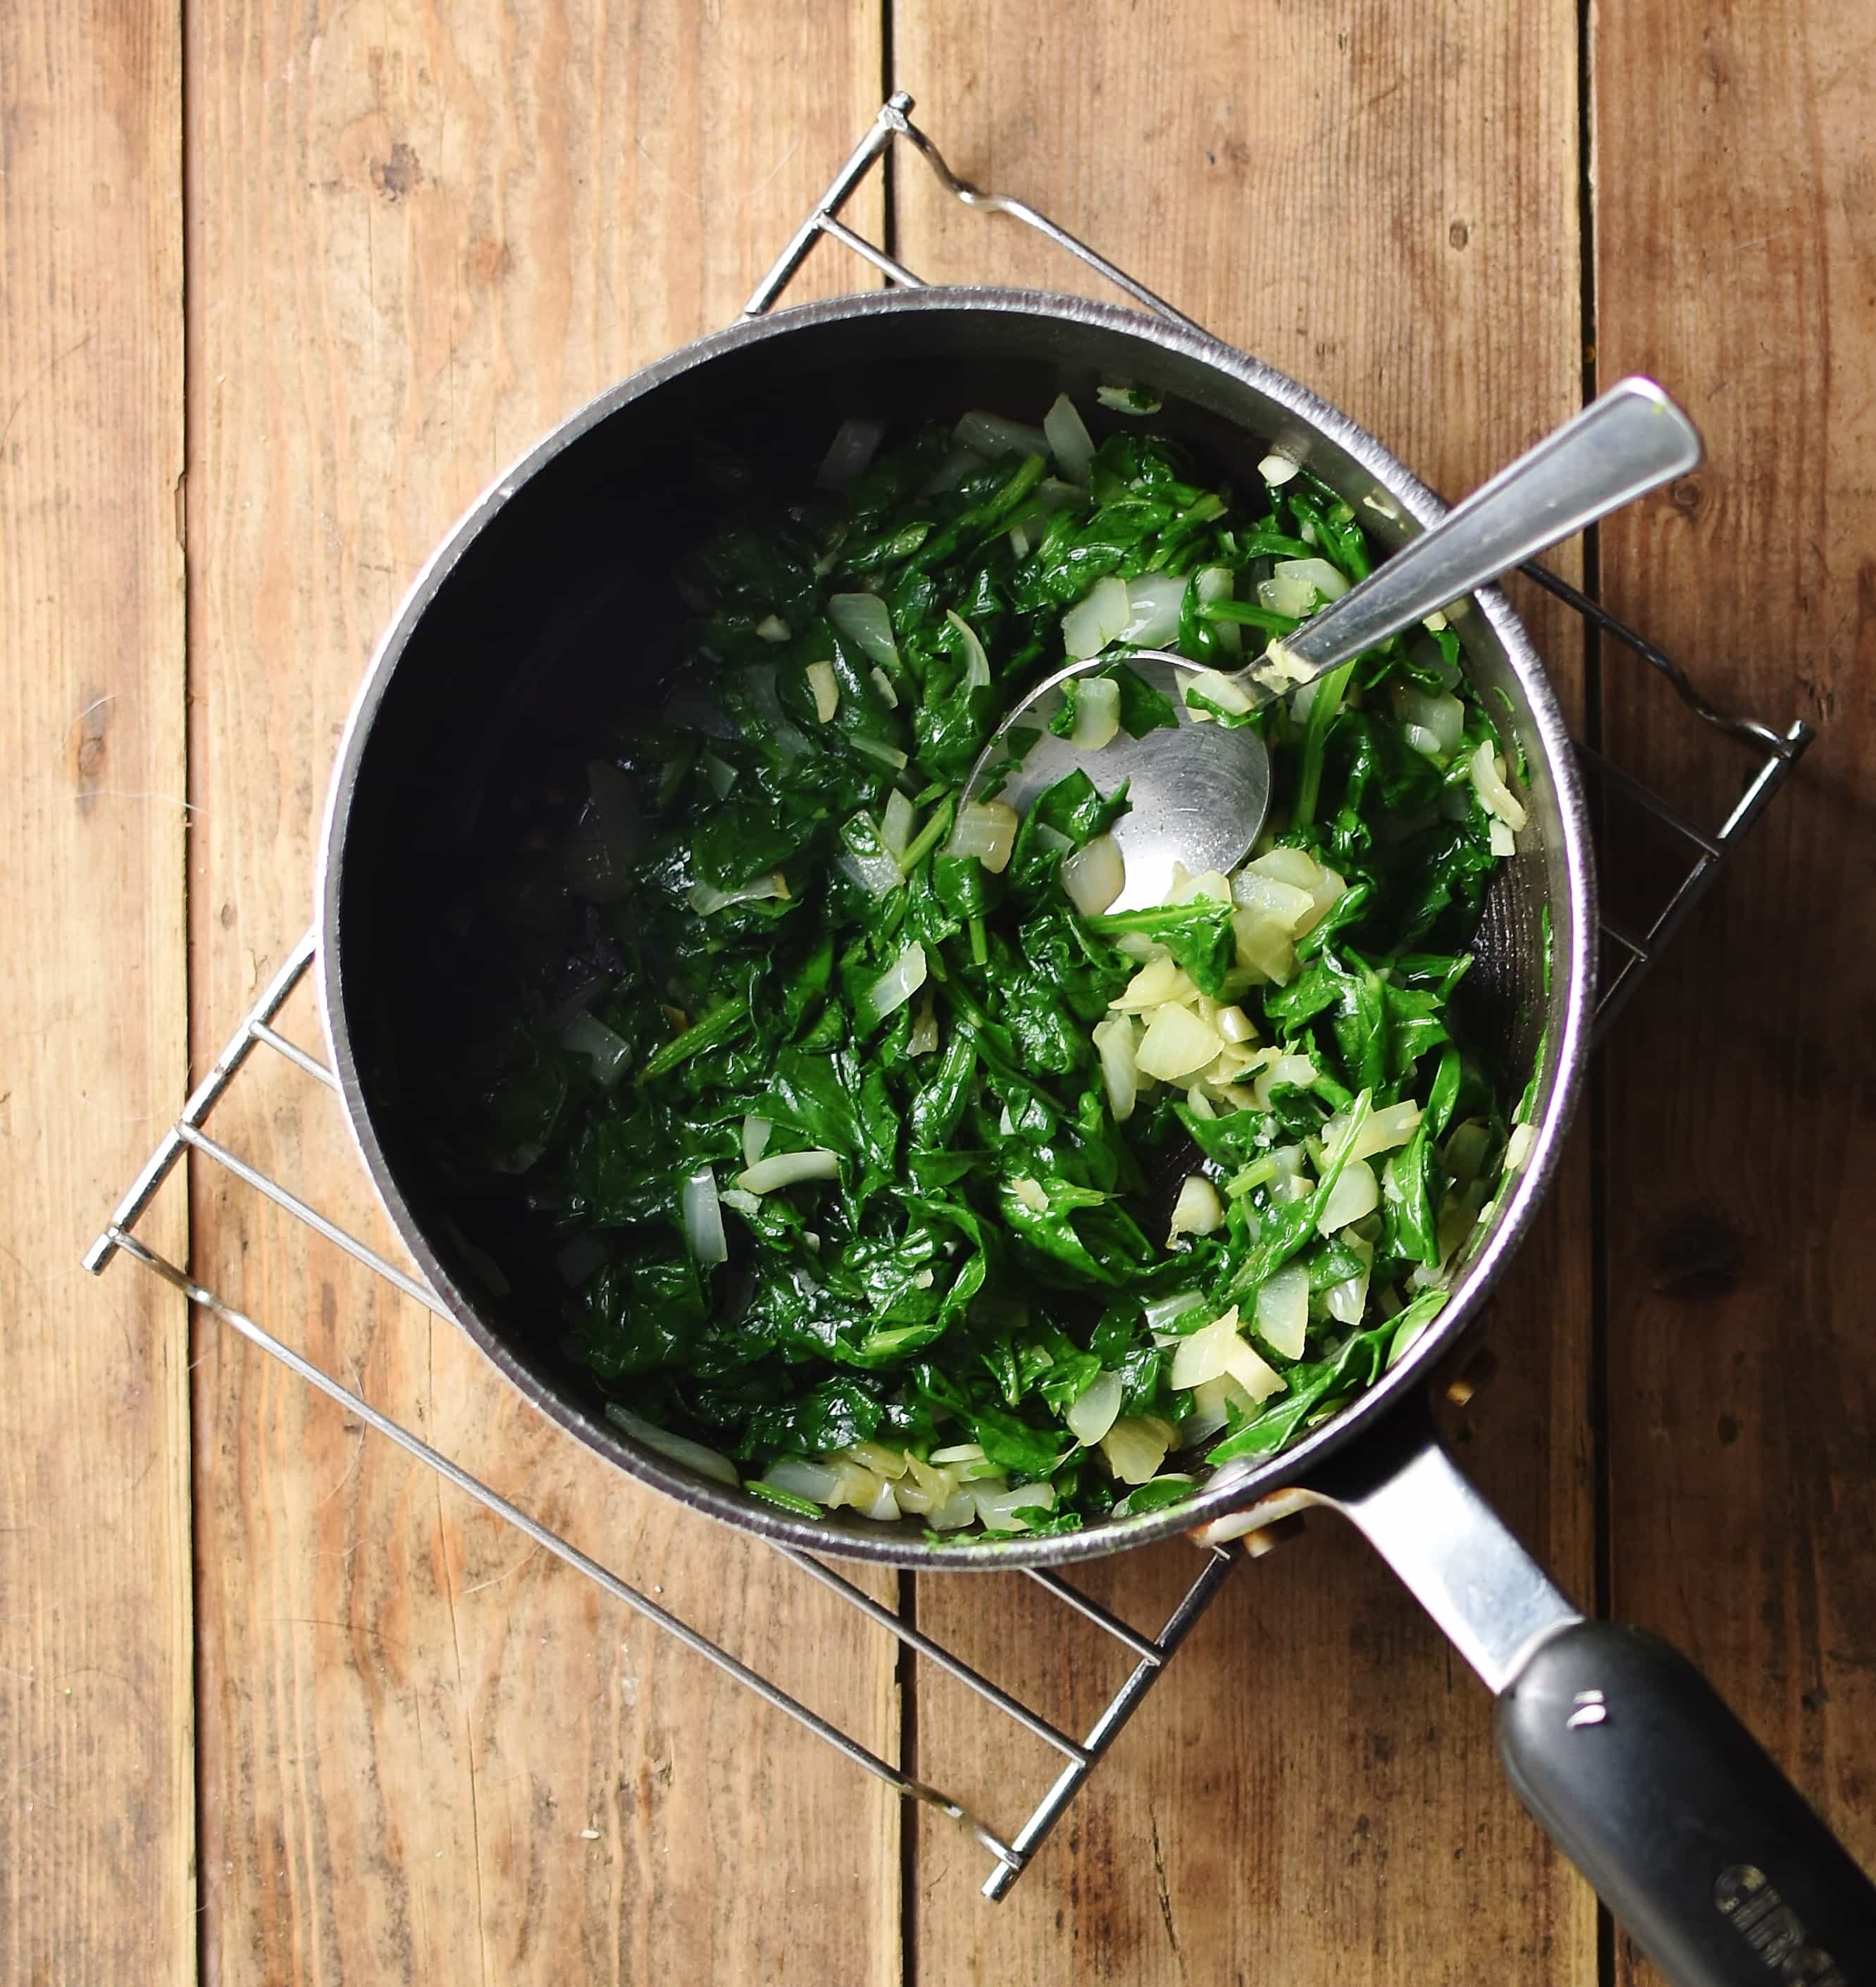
top-left (1295, 1399), bottom-right (1876, 1987)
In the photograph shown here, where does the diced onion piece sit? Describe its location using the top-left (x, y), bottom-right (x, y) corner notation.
top-left (946, 609), bottom-right (991, 690)
top-left (1043, 392), bottom-right (1097, 483)
top-left (1067, 1369), bottom-right (1126, 1446)
top-left (1231, 867), bottom-right (1315, 931)
top-left (1505, 1122), bottom-right (1537, 1171)
top-left (1100, 1415), bottom-right (1174, 1485)
top-left (1185, 667), bottom-right (1255, 716)
top-left (907, 989), bottom-right (939, 1058)
top-left (1489, 818), bottom-right (1516, 858)
top-left (1257, 449), bottom-right (1301, 485)
top-left (947, 799), bottom-right (1019, 874)
top-left (1167, 865), bottom-right (1232, 905)
top-left (1257, 571), bottom-right (1318, 618)
top-left (859, 941), bottom-right (927, 1029)
top-left (1274, 556), bottom-right (1352, 602)
top-left (1170, 1308), bottom-right (1243, 1388)
top-left (1253, 1053), bottom-right (1319, 1109)
top-left (1062, 832), bottom-right (1125, 916)
top-left (955, 409), bottom-right (1050, 460)
top-left (604, 1404), bottom-right (740, 1487)
top-left (762, 1456), bottom-right (845, 1505)
top-left (1393, 683), bottom-right (1467, 754)
top-left (1097, 383), bottom-right (1161, 414)
top-left (1110, 954), bottom-right (1197, 1011)
top-left (1136, 1003), bottom-right (1225, 1082)
top-left (1144, 1289), bottom-right (1207, 1335)
top-left (1470, 738), bottom-right (1529, 830)
top-left (701, 751), bottom-right (737, 798)
top-left (1423, 608), bottom-right (1449, 632)
top-left (860, 1477), bottom-right (901, 1523)
top-left (974, 1480), bottom-right (1056, 1532)
top-left (1246, 846), bottom-right (1320, 888)
top-left (850, 735), bottom-right (907, 771)
top-left (1011, 1176), bottom-right (1050, 1215)
top-left (869, 666), bottom-right (900, 709)
top-left (562, 1012), bottom-right (634, 1089)
top-left (1062, 574), bottom-right (1132, 660)
top-left (1121, 573), bottom-right (1188, 648)
top-left (927, 1487), bottom-right (980, 1530)
top-left (1322, 1098), bottom-right (1422, 1163)
top-left (690, 870), bottom-right (790, 915)
top-left (805, 660), bottom-right (840, 723)
top-left (837, 817), bottom-right (903, 898)
top-left (1403, 723), bottom-right (1444, 757)
top-left (735, 1149), bottom-right (840, 1195)
top-left (1193, 564), bottom-right (1244, 658)
top-left (1224, 1339), bottom-right (1288, 1402)
top-left (742, 1115), bottom-right (773, 1168)
top-left (1231, 906), bottom-right (1298, 985)
top-left (816, 414), bottom-right (886, 490)
top-left (1255, 1263), bottom-right (1310, 1359)
top-left (754, 614), bottom-right (790, 643)
top-left (1318, 1156), bottom-right (1380, 1233)
top-left (681, 1167), bottom-right (729, 1265)
top-left (876, 789), bottom-right (915, 862)
top-left (720, 1187), bottom-right (760, 1218)
top-left (1324, 1237), bottom-right (1374, 1327)
top-left (1067, 674), bottom-right (1122, 752)
top-left (1167, 1174), bottom-right (1224, 1244)
top-left (1184, 1083), bottom-right (1216, 1120)
top-left (1215, 1003), bottom-right (1257, 1044)
top-left (827, 592), bottom-right (900, 671)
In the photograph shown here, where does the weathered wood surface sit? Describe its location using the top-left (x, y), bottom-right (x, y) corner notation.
top-left (183, 6), bottom-right (895, 1982)
top-left (1593, 2), bottom-right (1876, 1981)
top-left (0, 2), bottom-right (194, 1982)
top-left (894, 6), bottom-right (1597, 1980)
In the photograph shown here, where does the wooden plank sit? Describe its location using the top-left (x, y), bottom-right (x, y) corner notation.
top-left (1593, 3), bottom-right (1876, 1979)
top-left (0, 3), bottom-right (193, 1982)
top-left (183, 12), bottom-right (898, 1983)
top-left (893, 8), bottom-right (1599, 1979)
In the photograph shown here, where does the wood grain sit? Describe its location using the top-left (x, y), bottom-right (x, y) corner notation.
top-left (182, 8), bottom-right (897, 1981)
top-left (892, 6), bottom-right (1600, 1979)
top-left (1593, 1), bottom-right (1876, 1979)
top-left (0, 3), bottom-right (193, 1982)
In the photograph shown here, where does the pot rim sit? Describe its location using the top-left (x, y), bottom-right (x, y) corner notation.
top-left (317, 285), bottom-right (1597, 1571)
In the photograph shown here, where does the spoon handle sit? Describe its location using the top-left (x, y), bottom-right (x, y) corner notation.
top-left (1269, 377), bottom-right (1703, 681)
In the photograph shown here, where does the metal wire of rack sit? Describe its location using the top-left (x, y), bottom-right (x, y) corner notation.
top-left (85, 91), bottom-right (1813, 1905)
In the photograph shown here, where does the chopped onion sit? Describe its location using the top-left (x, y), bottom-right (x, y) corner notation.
top-left (837, 816), bottom-right (903, 897)
top-left (1322, 1098), bottom-right (1422, 1162)
top-left (805, 660), bottom-right (839, 723)
top-left (762, 1455), bottom-right (845, 1505)
top-left (690, 870), bottom-right (789, 915)
top-left (1257, 571), bottom-right (1318, 618)
top-left (1403, 722), bottom-right (1444, 757)
top-left (681, 1167), bottom-right (729, 1265)
top-left (701, 752), bottom-right (738, 799)
top-left (1489, 818), bottom-right (1517, 858)
top-left (1170, 1309), bottom-right (1244, 1389)
top-left (1100, 1416), bottom-right (1174, 1485)
top-left (1393, 683), bottom-right (1467, 754)
top-left (1097, 383), bottom-right (1161, 414)
top-left (859, 1477), bottom-right (901, 1523)
top-left (881, 788), bottom-right (917, 859)
top-left (1215, 1003), bottom-right (1257, 1044)
top-left (974, 1480), bottom-right (1056, 1531)
top-left (1184, 1083), bottom-right (1216, 1120)
top-left (735, 1149), bottom-right (840, 1195)
top-left (922, 440), bottom-right (986, 493)
top-left (850, 735), bottom-right (907, 772)
top-left (1067, 1369), bottom-right (1125, 1446)
top-left (1184, 667), bottom-right (1255, 717)
top-left (946, 609), bottom-right (991, 690)
top-left (827, 592), bottom-right (901, 671)
top-left (1231, 906), bottom-right (1298, 984)
top-left (754, 614), bottom-right (790, 643)
top-left (1257, 449), bottom-right (1301, 485)
top-left (1092, 1011), bottom-right (1139, 1122)
top-left (1247, 846), bottom-right (1320, 888)
top-left (1143, 1289), bottom-right (1206, 1335)
top-left (1470, 738), bottom-right (1529, 830)
top-left (1136, 1003), bottom-right (1225, 1082)
top-left (1274, 556), bottom-right (1351, 603)
top-left (1121, 573), bottom-right (1189, 648)
top-left (1062, 574), bottom-right (1132, 660)
top-left (927, 1487), bottom-right (980, 1530)
top-left (1043, 392), bottom-right (1097, 483)
top-left (869, 666), bottom-right (900, 709)
top-left (907, 989), bottom-right (939, 1058)
top-left (816, 414), bottom-right (886, 490)
top-left (1167, 865), bottom-right (1232, 905)
top-left (1255, 1264), bottom-right (1310, 1359)
top-left (947, 799), bottom-right (1019, 874)
top-left (1505, 1122), bottom-right (1537, 1171)
top-left (720, 1187), bottom-right (760, 1218)
top-left (1067, 674), bottom-right (1122, 752)
top-left (1062, 833), bottom-right (1125, 916)
top-left (1253, 1053), bottom-right (1319, 1108)
top-left (1011, 1176), bottom-right (1050, 1215)
top-left (742, 1115), bottom-right (773, 1168)
top-left (859, 941), bottom-right (927, 1029)
top-left (1167, 1174), bottom-right (1225, 1244)
top-left (1324, 1237), bottom-right (1374, 1327)
top-left (955, 409), bottom-right (1050, 460)
top-left (1111, 954), bottom-right (1197, 1011)
top-left (1194, 565), bottom-right (1243, 654)
top-left (562, 1012), bottom-right (633, 1089)
top-left (1224, 1339), bottom-right (1287, 1402)
top-left (1318, 1157), bottom-right (1380, 1233)
top-left (605, 1404), bottom-right (740, 1487)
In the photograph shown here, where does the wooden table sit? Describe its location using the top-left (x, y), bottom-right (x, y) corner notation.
top-left (6, 3), bottom-right (1872, 1979)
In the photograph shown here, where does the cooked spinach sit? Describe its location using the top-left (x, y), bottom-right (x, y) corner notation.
top-left (442, 401), bottom-right (1528, 1536)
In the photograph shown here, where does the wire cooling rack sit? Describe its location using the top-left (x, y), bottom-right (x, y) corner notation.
top-left (85, 92), bottom-right (1813, 1902)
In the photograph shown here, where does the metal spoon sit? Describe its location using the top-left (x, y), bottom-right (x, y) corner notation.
top-left (968, 376), bottom-right (1702, 908)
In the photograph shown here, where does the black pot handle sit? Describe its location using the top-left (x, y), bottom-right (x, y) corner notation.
top-left (1295, 1400), bottom-right (1876, 1986)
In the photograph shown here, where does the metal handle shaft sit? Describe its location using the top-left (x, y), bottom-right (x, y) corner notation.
top-left (1272, 377), bottom-right (1703, 680)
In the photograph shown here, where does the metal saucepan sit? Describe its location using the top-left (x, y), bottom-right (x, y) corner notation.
top-left (318, 290), bottom-right (1876, 1985)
